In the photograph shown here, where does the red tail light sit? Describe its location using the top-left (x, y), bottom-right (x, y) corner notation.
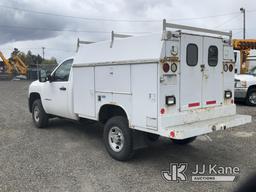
top-left (163, 63), bottom-right (170, 73)
top-left (229, 64), bottom-right (233, 72)
top-left (170, 131), bottom-right (175, 138)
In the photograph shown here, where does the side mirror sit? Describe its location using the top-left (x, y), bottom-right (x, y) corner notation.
top-left (47, 74), bottom-right (54, 82)
top-left (39, 70), bottom-right (47, 82)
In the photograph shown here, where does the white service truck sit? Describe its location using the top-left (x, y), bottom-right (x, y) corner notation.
top-left (28, 20), bottom-right (251, 161)
top-left (235, 66), bottom-right (256, 106)
top-left (234, 51), bottom-right (256, 106)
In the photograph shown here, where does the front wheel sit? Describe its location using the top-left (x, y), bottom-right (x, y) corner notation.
top-left (171, 136), bottom-right (197, 145)
top-left (103, 116), bottom-right (133, 161)
top-left (246, 88), bottom-right (256, 106)
top-left (32, 99), bottom-right (49, 128)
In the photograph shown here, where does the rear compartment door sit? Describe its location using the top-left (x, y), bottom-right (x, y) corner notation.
top-left (202, 37), bottom-right (223, 108)
top-left (180, 34), bottom-right (203, 111)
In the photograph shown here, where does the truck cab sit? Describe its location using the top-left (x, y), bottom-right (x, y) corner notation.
top-left (28, 20), bottom-right (251, 161)
top-left (29, 58), bottom-right (77, 121)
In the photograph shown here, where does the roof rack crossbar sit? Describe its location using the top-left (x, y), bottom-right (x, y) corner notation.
top-left (110, 31), bottom-right (133, 48)
top-left (163, 19), bottom-right (232, 40)
top-left (76, 38), bottom-right (96, 52)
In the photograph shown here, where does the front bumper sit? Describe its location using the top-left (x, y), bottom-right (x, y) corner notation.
top-left (234, 88), bottom-right (247, 99)
top-left (161, 114), bottom-right (251, 139)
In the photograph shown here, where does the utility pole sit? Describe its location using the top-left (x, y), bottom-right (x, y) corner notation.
top-left (240, 7), bottom-right (246, 39)
top-left (42, 47), bottom-right (45, 60)
top-left (36, 55), bottom-right (39, 80)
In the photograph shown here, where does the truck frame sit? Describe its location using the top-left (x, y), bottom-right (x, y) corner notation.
top-left (28, 20), bottom-right (251, 161)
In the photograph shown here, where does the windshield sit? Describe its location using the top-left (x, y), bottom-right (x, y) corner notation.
top-left (249, 67), bottom-right (256, 75)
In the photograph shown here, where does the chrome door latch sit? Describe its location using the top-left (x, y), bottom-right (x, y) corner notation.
top-left (200, 64), bottom-right (205, 72)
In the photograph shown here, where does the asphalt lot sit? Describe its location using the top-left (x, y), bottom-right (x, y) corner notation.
top-left (0, 81), bottom-right (255, 192)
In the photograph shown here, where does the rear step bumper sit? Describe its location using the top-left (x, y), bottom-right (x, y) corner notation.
top-left (161, 114), bottom-right (251, 139)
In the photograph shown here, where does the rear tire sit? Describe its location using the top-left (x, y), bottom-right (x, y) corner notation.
top-left (171, 136), bottom-right (196, 145)
top-left (32, 99), bottom-right (49, 128)
top-left (103, 116), bottom-right (133, 161)
top-left (246, 88), bottom-right (256, 106)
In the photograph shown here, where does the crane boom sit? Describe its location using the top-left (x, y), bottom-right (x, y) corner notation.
top-left (0, 51), bottom-right (14, 74)
top-left (12, 55), bottom-right (28, 75)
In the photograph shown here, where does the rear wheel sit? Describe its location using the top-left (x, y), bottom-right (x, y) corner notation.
top-left (171, 136), bottom-right (197, 145)
top-left (32, 99), bottom-right (49, 128)
top-left (103, 116), bottom-right (133, 161)
top-left (246, 88), bottom-right (256, 106)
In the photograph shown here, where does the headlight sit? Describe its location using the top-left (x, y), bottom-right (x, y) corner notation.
top-left (235, 80), bottom-right (247, 88)
top-left (166, 96), bottom-right (176, 106)
top-left (241, 81), bottom-right (247, 87)
top-left (225, 90), bottom-right (232, 99)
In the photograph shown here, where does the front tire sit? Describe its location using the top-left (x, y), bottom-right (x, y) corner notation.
top-left (171, 136), bottom-right (196, 145)
top-left (32, 99), bottom-right (49, 128)
top-left (103, 116), bottom-right (133, 161)
top-left (246, 88), bottom-right (256, 106)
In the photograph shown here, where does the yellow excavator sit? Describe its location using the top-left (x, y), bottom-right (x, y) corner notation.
top-left (0, 51), bottom-right (28, 77)
top-left (233, 39), bottom-right (256, 74)
top-left (0, 51), bottom-right (14, 74)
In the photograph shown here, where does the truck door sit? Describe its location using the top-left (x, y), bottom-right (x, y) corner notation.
top-left (42, 59), bottom-right (73, 118)
top-left (180, 34), bottom-right (203, 111)
top-left (202, 37), bottom-right (223, 108)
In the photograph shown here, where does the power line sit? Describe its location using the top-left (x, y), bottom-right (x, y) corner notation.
top-left (2, 47), bottom-right (76, 53)
top-left (0, 23), bottom-right (246, 34)
top-left (0, 24), bottom-right (153, 34)
top-left (167, 12), bottom-right (240, 22)
top-left (0, 4), bottom-right (159, 22)
top-left (214, 14), bottom-right (241, 29)
top-left (0, 4), bottom-right (243, 23)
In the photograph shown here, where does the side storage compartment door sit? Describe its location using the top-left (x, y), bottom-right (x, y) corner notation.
top-left (131, 64), bottom-right (158, 130)
top-left (73, 67), bottom-right (96, 118)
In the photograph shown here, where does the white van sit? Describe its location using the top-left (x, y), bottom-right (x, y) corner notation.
top-left (28, 20), bottom-right (251, 161)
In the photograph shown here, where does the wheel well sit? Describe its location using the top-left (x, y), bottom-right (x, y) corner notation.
top-left (98, 104), bottom-right (128, 124)
top-left (248, 85), bottom-right (256, 93)
top-left (29, 93), bottom-right (41, 112)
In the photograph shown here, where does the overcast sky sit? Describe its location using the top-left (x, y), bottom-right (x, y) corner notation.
top-left (0, 0), bottom-right (255, 62)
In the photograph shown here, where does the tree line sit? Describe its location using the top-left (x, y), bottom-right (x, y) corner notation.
top-left (11, 48), bottom-right (57, 66)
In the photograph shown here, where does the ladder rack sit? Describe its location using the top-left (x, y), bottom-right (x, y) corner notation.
top-left (76, 38), bottom-right (96, 52)
top-left (110, 31), bottom-right (132, 48)
top-left (163, 19), bottom-right (232, 42)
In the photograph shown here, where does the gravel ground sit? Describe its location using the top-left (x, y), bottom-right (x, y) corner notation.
top-left (0, 81), bottom-right (255, 192)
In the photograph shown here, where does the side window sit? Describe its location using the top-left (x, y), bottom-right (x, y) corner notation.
top-left (53, 59), bottom-right (73, 82)
top-left (208, 46), bottom-right (218, 66)
top-left (186, 44), bottom-right (198, 66)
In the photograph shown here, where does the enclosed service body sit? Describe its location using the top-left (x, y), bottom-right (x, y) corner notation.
top-left (71, 29), bottom-right (250, 139)
top-left (29, 22), bottom-right (251, 160)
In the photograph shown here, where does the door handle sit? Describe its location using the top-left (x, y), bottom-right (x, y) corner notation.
top-left (59, 87), bottom-right (66, 91)
top-left (200, 64), bottom-right (205, 72)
